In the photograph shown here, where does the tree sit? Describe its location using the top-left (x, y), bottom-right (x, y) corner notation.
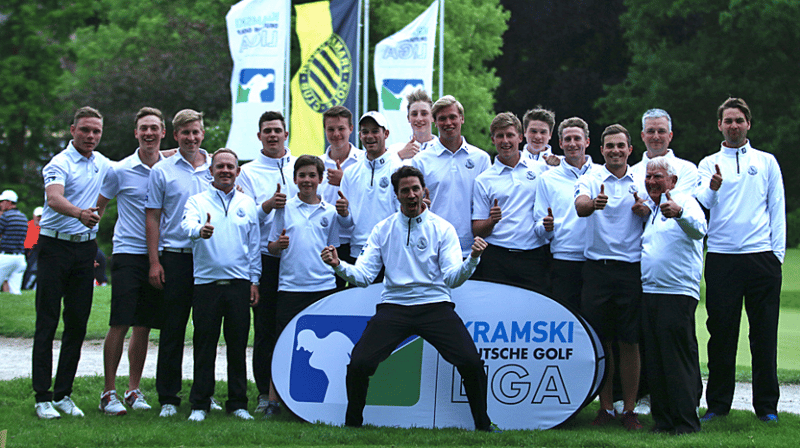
top-left (597, 0), bottom-right (800, 210)
top-left (0, 0), bottom-right (96, 212)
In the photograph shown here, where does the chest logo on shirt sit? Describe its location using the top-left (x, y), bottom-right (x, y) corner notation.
top-left (748, 166), bottom-right (758, 176)
top-left (526, 171), bottom-right (536, 181)
top-left (380, 177), bottom-right (389, 188)
top-left (237, 208), bottom-right (246, 218)
top-left (465, 159), bottom-right (475, 169)
top-left (416, 237), bottom-right (428, 250)
top-left (320, 217), bottom-right (329, 227)
top-left (628, 184), bottom-right (638, 194)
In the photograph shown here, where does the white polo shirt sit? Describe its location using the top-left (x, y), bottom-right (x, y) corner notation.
top-left (269, 196), bottom-right (342, 292)
top-left (100, 149), bottom-right (162, 254)
top-left (533, 156), bottom-right (594, 261)
top-left (145, 149), bottom-right (212, 250)
top-left (41, 141), bottom-right (112, 235)
top-left (334, 208), bottom-right (480, 306)
top-left (182, 186), bottom-right (261, 284)
top-left (641, 191), bottom-right (707, 299)
top-left (695, 141), bottom-right (786, 262)
top-left (236, 150), bottom-right (297, 255)
top-left (574, 165), bottom-right (645, 262)
top-left (320, 143), bottom-right (364, 244)
top-left (472, 155), bottom-right (547, 250)
top-left (339, 151), bottom-right (402, 258)
top-left (630, 149), bottom-right (698, 195)
top-left (522, 144), bottom-right (559, 165)
top-left (387, 136), bottom-right (437, 165)
top-left (412, 137), bottom-right (490, 256)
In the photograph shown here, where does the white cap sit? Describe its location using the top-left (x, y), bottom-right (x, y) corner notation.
top-left (0, 189), bottom-right (18, 203)
top-left (34, 206), bottom-right (44, 216)
top-left (359, 111), bottom-right (389, 129)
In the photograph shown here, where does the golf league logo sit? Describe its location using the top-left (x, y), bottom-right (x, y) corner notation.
top-left (273, 281), bottom-right (605, 430)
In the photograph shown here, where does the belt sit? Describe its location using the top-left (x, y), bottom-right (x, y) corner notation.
top-left (162, 247), bottom-right (192, 254)
top-left (590, 258), bottom-right (636, 265)
top-left (40, 228), bottom-right (96, 242)
top-left (214, 280), bottom-right (231, 285)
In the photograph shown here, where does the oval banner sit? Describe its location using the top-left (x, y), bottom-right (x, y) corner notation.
top-left (272, 280), bottom-right (605, 430)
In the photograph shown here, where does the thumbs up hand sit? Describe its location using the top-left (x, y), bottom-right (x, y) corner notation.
top-left (327, 160), bottom-right (344, 186)
top-left (422, 187), bottom-right (431, 208)
top-left (543, 207), bottom-right (555, 232)
top-left (631, 191), bottom-right (650, 218)
top-left (262, 183), bottom-right (287, 214)
top-left (201, 213), bottom-right (214, 239)
top-left (336, 190), bottom-right (349, 217)
top-left (710, 164), bottom-right (723, 191)
top-left (659, 191), bottom-right (683, 218)
top-left (489, 198), bottom-right (502, 224)
top-left (593, 184), bottom-right (608, 210)
top-left (277, 228), bottom-right (290, 250)
top-left (398, 136), bottom-right (421, 160)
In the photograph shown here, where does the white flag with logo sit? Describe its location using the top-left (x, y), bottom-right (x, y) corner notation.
top-left (225, 0), bottom-right (289, 160)
top-left (374, 0), bottom-right (438, 147)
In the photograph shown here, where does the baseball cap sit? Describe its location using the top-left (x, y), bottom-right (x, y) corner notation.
top-left (359, 111), bottom-right (389, 129)
top-left (0, 189), bottom-right (18, 203)
top-left (34, 206), bottom-right (44, 216)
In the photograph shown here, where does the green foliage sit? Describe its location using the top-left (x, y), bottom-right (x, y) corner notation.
top-left (787, 208), bottom-right (800, 249)
top-left (597, 0), bottom-right (800, 208)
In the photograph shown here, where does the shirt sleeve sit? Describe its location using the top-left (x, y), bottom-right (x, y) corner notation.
top-left (439, 223), bottom-right (479, 288)
top-left (767, 156), bottom-right (786, 263)
top-left (674, 194), bottom-right (707, 241)
top-left (694, 156), bottom-right (719, 209)
top-left (471, 177), bottom-right (491, 220)
top-left (268, 207), bottom-right (285, 243)
top-left (99, 163), bottom-right (120, 200)
top-left (334, 225), bottom-right (383, 286)
top-left (145, 166), bottom-right (166, 209)
top-left (247, 203), bottom-right (262, 282)
top-left (181, 195), bottom-right (203, 240)
top-left (42, 157), bottom-right (68, 188)
top-left (532, 176), bottom-right (553, 239)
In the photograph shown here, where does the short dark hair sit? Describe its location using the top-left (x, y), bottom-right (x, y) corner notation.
top-left (322, 106), bottom-right (353, 126)
top-left (211, 148), bottom-right (238, 165)
top-left (557, 117), bottom-right (590, 140)
top-left (522, 106), bottom-right (555, 133)
top-left (490, 112), bottom-right (522, 137)
top-left (135, 107), bottom-right (165, 129)
top-left (391, 166), bottom-right (426, 195)
top-left (294, 154), bottom-right (324, 178)
top-left (258, 111), bottom-right (286, 132)
top-left (717, 97), bottom-right (752, 123)
top-left (601, 124), bottom-right (631, 146)
top-left (73, 106), bottom-right (102, 125)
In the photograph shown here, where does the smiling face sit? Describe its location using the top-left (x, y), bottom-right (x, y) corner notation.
top-left (359, 120), bottom-right (389, 160)
top-left (135, 115), bottom-right (165, 153)
top-left (70, 117), bottom-right (103, 156)
top-left (645, 165), bottom-right (676, 202)
top-left (601, 132), bottom-right (633, 172)
top-left (492, 125), bottom-right (522, 166)
top-left (559, 127), bottom-right (589, 168)
top-left (408, 101), bottom-right (433, 134)
top-left (525, 120), bottom-right (552, 152)
top-left (641, 117), bottom-right (672, 157)
top-left (718, 107), bottom-right (750, 148)
top-left (258, 119), bottom-right (288, 158)
top-left (174, 120), bottom-right (205, 155)
top-left (294, 164), bottom-right (321, 200)
top-left (434, 104), bottom-right (464, 142)
top-left (397, 175), bottom-right (424, 218)
top-left (324, 116), bottom-right (353, 153)
top-left (210, 152), bottom-right (240, 193)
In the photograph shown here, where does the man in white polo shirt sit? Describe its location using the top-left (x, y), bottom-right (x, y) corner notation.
top-left (412, 95), bottom-right (490, 257)
top-left (182, 148), bottom-right (261, 422)
top-left (533, 117), bottom-right (594, 309)
top-left (574, 124), bottom-right (648, 430)
top-left (338, 111), bottom-right (402, 269)
top-left (235, 110), bottom-right (296, 417)
top-left (33, 106), bottom-right (111, 419)
top-left (640, 156), bottom-right (706, 434)
top-left (631, 108), bottom-right (697, 194)
top-left (697, 97), bottom-right (785, 424)
top-left (145, 109), bottom-right (214, 417)
top-left (472, 112), bottom-right (548, 293)
top-left (96, 107), bottom-right (166, 415)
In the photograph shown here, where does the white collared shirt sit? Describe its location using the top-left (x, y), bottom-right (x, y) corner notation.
top-left (695, 141), bottom-right (786, 262)
top-left (41, 141), bottom-right (112, 235)
top-left (269, 196), bottom-right (342, 292)
top-left (641, 191), bottom-right (707, 299)
top-left (630, 149), bottom-right (698, 195)
top-left (412, 137), bottom-right (490, 256)
top-left (472, 154), bottom-right (547, 250)
top-left (334, 208), bottom-right (480, 305)
top-left (339, 151), bottom-right (402, 258)
top-left (522, 144), bottom-right (558, 165)
top-left (575, 165), bottom-right (645, 262)
top-left (182, 186), bottom-right (261, 284)
top-left (533, 156), bottom-right (594, 260)
top-left (320, 143), bottom-right (364, 243)
top-left (100, 149), bottom-right (163, 254)
top-left (236, 150), bottom-right (297, 255)
top-left (145, 149), bottom-right (212, 249)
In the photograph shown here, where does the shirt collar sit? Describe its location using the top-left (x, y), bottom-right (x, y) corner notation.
top-left (433, 137), bottom-right (469, 155)
top-left (720, 140), bottom-right (752, 155)
top-left (65, 141), bottom-right (95, 163)
top-left (257, 148), bottom-right (292, 167)
top-left (600, 164), bottom-right (634, 182)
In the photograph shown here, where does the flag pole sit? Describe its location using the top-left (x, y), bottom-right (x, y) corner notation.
top-left (362, 0), bottom-right (370, 121)
top-left (438, 0), bottom-right (444, 98)
top-left (284, 0), bottom-right (291, 133)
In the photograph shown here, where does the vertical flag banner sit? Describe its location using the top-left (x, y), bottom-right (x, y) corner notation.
top-left (374, 0), bottom-right (439, 147)
top-left (290, 0), bottom-right (360, 156)
top-left (226, 0), bottom-right (289, 161)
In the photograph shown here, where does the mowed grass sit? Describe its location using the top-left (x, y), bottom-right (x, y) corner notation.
top-left (0, 376), bottom-right (798, 448)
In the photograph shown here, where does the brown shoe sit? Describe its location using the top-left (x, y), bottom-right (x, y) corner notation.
top-left (591, 409), bottom-right (616, 426)
top-left (621, 411), bottom-right (643, 430)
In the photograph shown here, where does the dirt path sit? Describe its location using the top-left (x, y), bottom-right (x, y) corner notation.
top-left (2, 336), bottom-right (798, 414)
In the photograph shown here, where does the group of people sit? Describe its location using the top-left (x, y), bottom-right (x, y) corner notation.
top-left (0, 193), bottom-right (43, 293)
top-left (29, 92), bottom-right (784, 436)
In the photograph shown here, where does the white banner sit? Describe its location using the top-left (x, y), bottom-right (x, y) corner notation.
top-left (374, 0), bottom-right (438, 147)
top-left (225, 0), bottom-right (289, 161)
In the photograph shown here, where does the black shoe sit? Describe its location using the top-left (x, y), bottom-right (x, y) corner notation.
top-left (264, 401), bottom-right (281, 419)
